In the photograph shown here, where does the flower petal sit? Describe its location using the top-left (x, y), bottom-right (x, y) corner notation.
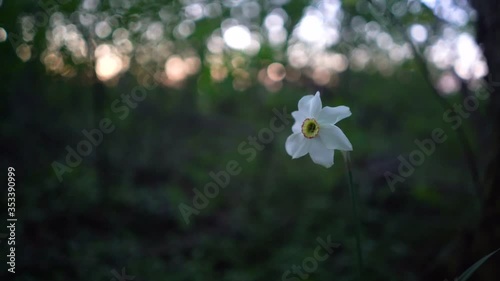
top-left (297, 95), bottom-right (313, 114)
top-left (292, 121), bottom-right (301, 134)
top-left (291, 111), bottom-right (306, 133)
top-left (285, 133), bottom-right (310, 159)
top-left (309, 138), bottom-right (334, 168)
top-left (298, 92), bottom-right (322, 117)
top-left (317, 106), bottom-right (351, 125)
top-left (319, 124), bottom-right (353, 151)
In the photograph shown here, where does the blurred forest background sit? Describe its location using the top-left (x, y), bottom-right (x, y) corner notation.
top-left (1, 0), bottom-right (500, 280)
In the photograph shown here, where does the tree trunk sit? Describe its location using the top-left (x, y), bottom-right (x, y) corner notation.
top-left (463, 0), bottom-right (500, 279)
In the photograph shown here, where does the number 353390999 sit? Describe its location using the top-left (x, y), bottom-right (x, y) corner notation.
top-left (8, 167), bottom-right (15, 216)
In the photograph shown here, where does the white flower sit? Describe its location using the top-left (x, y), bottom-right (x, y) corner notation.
top-left (285, 91), bottom-right (353, 168)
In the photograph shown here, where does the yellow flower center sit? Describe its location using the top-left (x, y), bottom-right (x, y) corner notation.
top-left (301, 118), bottom-right (320, 138)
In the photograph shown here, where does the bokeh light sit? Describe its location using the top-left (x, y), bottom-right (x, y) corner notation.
top-left (0, 27), bottom-right (7, 42)
top-left (223, 25), bottom-right (252, 50)
top-left (5, 0), bottom-right (486, 92)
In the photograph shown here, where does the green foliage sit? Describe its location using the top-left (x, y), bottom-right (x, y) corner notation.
top-left (457, 248), bottom-right (500, 281)
top-left (0, 0), bottom-right (496, 281)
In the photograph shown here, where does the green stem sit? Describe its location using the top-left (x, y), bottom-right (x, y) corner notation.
top-left (343, 152), bottom-right (363, 279)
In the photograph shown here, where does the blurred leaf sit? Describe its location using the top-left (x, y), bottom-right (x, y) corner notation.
top-left (457, 248), bottom-right (500, 281)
